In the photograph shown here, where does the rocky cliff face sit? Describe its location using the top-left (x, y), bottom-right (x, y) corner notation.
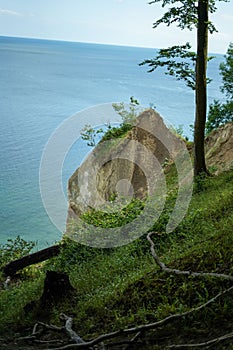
top-left (66, 111), bottom-right (233, 229)
top-left (66, 109), bottom-right (184, 225)
top-left (205, 122), bottom-right (233, 173)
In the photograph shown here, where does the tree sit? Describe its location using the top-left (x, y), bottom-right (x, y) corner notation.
top-left (80, 124), bottom-right (104, 147)
top-left (140, 43), bottom-right (197, 90)
top-left (206, 42), bottom-right (233, 133)
top-left (194, 0), bottom-right (209, 175)
top-left (220, 42), bottom-right (233, 100)
top-left (80, 97), bottom-right (140, 147)
top-left (140, 0), bottom-right (228, 176)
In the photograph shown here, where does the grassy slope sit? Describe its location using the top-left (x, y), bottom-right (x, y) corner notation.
top-left (0, 168), bottom-right (233, 348)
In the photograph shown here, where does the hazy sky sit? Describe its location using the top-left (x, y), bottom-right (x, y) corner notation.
top-left (0, 0), bottom-right (232, 53)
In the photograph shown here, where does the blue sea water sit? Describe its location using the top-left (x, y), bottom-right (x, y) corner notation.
top-left (0, 36), bottom-right (224, 248)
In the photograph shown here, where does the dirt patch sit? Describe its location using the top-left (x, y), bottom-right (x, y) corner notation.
top-left (205, 122), bottom-right (233, 173)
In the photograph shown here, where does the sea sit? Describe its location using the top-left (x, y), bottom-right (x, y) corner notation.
top-left (0, 36), bottom-right (224, 248)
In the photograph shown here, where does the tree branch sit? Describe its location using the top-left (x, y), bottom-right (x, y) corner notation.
top-left (167, 332), bottom-right (233, 348)
top-left (147, 232), bottom-right (233, 281)
top-left (60, 313), bottom-right (85, 344)
top-left (46, 285), bottom-right (233, 350)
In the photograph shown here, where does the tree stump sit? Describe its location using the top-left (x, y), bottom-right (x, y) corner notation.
top-left (40, 270), bottom-right (75, 307)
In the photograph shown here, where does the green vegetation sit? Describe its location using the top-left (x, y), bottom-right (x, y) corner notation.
top-left (80, 97), bottom-right (141, 146)
top-left (80, 124), bottom-right (104, 147)
top-left (99, 122), bottom-right (133, 143)
top-left (0, 236), bottom-right (35, 268)
top-left (206, 42), bottom-right (233, 133)
top-left (1, 167), bottom-right (233, 348)
top-left (112, 96), bottom-right (140, 125)
top-left (81, 198), bottom-right (145, 228)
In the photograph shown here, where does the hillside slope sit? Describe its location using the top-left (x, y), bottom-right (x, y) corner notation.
top-left (0, 122), bottom-right (232, 349)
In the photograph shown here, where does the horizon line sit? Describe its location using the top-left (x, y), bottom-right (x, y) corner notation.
top-left (0, 34), bottom-right (225, 55)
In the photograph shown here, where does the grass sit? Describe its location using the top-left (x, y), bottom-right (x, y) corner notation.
top-left (0, 168), bottom-right (233, 348)
top-left (100, 123), bottom-right (133, 143)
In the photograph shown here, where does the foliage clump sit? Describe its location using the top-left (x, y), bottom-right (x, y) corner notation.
top-left (81, 198), bottom-right (144, 229)
top-left (80, 97), bottom-right (141, 146)
top-left (0, 235), bottom-right (35, 269)
top-left (206, 43), bottom-right (233, 133)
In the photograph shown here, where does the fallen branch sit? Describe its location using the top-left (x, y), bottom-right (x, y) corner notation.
top-left (36, 321), bottom-right (64, 332)
top-left (19, 321), bottom-right (64, 341)
top-left (60, 313), bottom-right (85, 344)
top-left (21, 314), bottom-right (92, 349)
top-left (45, 286), bottom-right (233, 350)
top-left (147, 232), bottom-right (233, 281)
top-left (167, 331), bottom-right (233, 348)
top-left (3, 244), bottom-right (62, 276)
top-left (34, 339), bottom-right (65, 345)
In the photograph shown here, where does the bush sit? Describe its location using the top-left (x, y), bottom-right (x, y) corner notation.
top-left (206, 100), bottom-right (233, 134)
top-left (206, 43), bottom-right (233, 133)
top-left (0, 236), bottom-right (35, 269)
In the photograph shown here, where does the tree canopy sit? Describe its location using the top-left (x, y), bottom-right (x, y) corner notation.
top-left (149, 0), bottom-right (227, 32)
top-left (206, 42), bottom-right (233, 133)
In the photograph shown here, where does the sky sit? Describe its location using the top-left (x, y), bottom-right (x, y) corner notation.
top-left (0, 0), bottom-right (232, 54)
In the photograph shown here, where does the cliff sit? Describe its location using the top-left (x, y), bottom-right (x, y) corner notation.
top-left (66, 109), bottom-right (184, 227)
top-left (205, 122), bottom-right (233, 173)
top-left (66, 110), bottom-right (233, 231)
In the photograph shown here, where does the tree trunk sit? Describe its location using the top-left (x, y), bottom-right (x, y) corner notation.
top-left (3, 244), bottom-right (61, 276)
top-left (194, 0), bottom-right (209, 176)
